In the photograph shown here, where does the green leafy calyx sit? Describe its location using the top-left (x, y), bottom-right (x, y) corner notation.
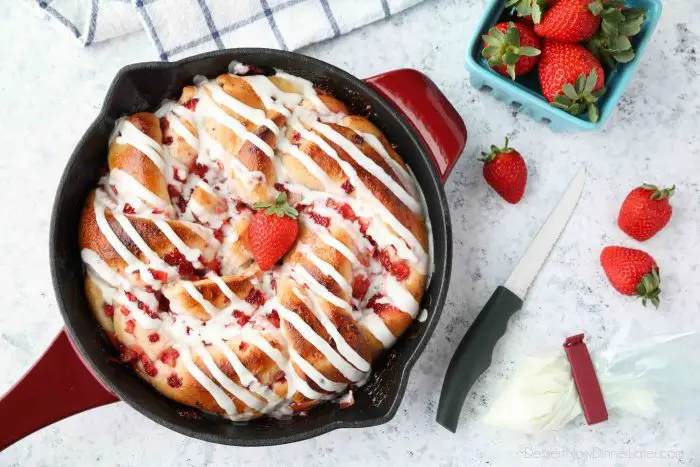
top-left (642, 184), bottom-right (675, 201)
top-left (550, 70), bottom-right (606, 123)
top-left (480, 137), bottom-right (515, 163)
top-left (505, 0), bottom-right (548, 24)
top-left (482, 22), bottom-right (541, 81)
top-left (253, 192), bottom-right (299, 219)
top-left (585, 6), bottom-right (647, 68)
top-left (636, 267), bottom-right (661, 309)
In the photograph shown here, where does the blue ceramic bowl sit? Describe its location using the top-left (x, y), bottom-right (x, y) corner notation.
top-left (465, 0), bottom-right (663, 132)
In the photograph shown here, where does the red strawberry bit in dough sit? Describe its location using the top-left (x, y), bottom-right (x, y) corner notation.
top-left (173, 169), bottom-right (187, 183)
top-left (140, 354), bottom-right (158, 377)
top-left (213, 228), bottom-right (224, 243)
top-left (352, 275), bottom-right (371, 301)
top-left (232, 310), bottom-right (250, 327)
top-left (245, 288), bottom-right (267, 307)
top-left (148, 332), bottom-right (160, 343)
top-left (168, 184), bottom-right (180, 199)
top-left (378, 249), bottom-right (411, 281)
top-left (176, 196), bottom-right (188, 214)
top-left (103, 303), bottom-right (115, 317)
top-left (267, 309), bottom-right (281, 328)
top-left (183, 98), bottom-right (199, 111)
top-left (290, 131), bottom-right (302, 143)
top-left (341, 180), bottom-right (355, 194)
top-left (158, 294), bottom-right (171, 312)
top-left (192, 162), bottom-right (209, 178)
top-left (163, 136), bottom-right (174, 146)
top-left (163, 250), bottom-right (195, 277)
top-left (359, 218), bottom-right (370, 234)
top-left (326, 198), bottom-right (357, 221)
top-left (167, 373), bottom-right (183, 388)
top-left (239, 342), bottom-right (249, 352)
top-left (123, 203), bottom-right (136, 214)
top-left (120, 306), bottom-right (130, 316)
top-left (125, 319), bottom-right (136, 334)
top-left (160, 347), bottom-right (180, 367)
top-left (274, 183), bottom-right (290, 195)
top-left (295, 203), bottom-right (309, 213)
top-left (350, 134), bottom-right (364, 145)
top-left (148, 268), bottom-right (168, 282)
top-left (159, 116), bottom-right (170, 134)
top-left (309, 211), bottom-right (331, 228)
top-left (125, 292), bottom-right (137, 302)
top-left (119, 345), bottom-right (139, 363)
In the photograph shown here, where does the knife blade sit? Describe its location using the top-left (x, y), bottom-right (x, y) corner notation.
top-left (436, 168), bottom-right (586, 433)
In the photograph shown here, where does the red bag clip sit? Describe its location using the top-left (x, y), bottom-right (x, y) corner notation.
top-left (563, 333), bottom-right (608, 425)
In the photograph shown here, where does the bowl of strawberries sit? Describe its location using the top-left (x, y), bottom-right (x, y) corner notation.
top-left (465, 0), bottom-right (662, 131)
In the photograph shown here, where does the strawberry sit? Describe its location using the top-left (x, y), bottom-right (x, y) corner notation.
top-left (480, 138), bottom-right (527, 204)
top-left (482, 22), bottom-right (542, 80)
top-left (585, 6), bottom-right (647, 68)
top-left (534, 0), bottom-right (621, 43)
top-left (618, 184), bottom-right (675, 241)
top-left (601, 246), bottom-right (661, 307)
top-left (539, 41), bottom-right (606, 122)
top-left (249, 193), bottom-right (299, 270)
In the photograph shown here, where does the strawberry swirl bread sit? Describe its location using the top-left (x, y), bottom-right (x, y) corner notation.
top-left (79, 64), bottom-right (431, 420)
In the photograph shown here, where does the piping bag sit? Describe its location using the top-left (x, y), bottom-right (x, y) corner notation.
top-left (483, 323), bottom-right (700, 433)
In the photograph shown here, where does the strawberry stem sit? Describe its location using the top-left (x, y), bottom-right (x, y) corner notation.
top-left (480, 137), bottom-right (514, 163)
top-left (550, 70), bottom-right (606, 123)
top-left (482, 22), bottom-right (541, 81)
top-left (635, 267), bottom-right (661, 308)
top-left (253, 192), bottom-right (299, 219)
top-left (642, 184), bottom-right (675, 200)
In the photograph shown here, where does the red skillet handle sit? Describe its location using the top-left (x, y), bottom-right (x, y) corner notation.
top-left (0, 329), bottom-right (118, 452)
top-left (365, 69), bottom-right (467, 182)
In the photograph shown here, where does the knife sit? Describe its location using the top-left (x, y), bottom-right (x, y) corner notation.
top-left (436, 168), bottom-right (587, 433)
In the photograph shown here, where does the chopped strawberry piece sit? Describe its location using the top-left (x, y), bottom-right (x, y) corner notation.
top-left (351, 134), bottom-right (364, 145)
top-left (120, 306), bottom-right (130, 316)
top-left (378, 249), bottom-right (411, 281)
top-left (148, 268), bottom-right (168, 282)
top-left (339, 392), bottom-right (355, 409)
top-left (192, 162), bottom-right (209, 178)
top-left (168, 184), bottom-right (180, 199)
top-left (125, 319), bottom-right (136, 334)
top-left (267, 309), bottom-right (280, 328)
top-left (341, 180), bottom-right (355, 194)
top-left (183, 98), bottom-right (199, 111)
top-left (213, 228), bottom-right (224, 243)
top-left (119, 345), bottom-right (139, 363)
top-left (291, 131), bottom-right (301, 143)
top-left (352, 275), bottom-right (371, 301)
top-left (239, 342), bottom-right (249, 352)
top-left (159, 347), bottom-right (180, 367)
top-left (245, 288), bottom-right (267, 306)
top-left (125, 292), bottom-right (137, 302)
top-left (158, 294), bottom-right (171, 312)
top-left (359, 219), bottom-right (370, 234)
top-left (234, 200), bottom-right (248, 212)
top-left (185, 326), bottom-right (192, 336)
top-left (232, 310), bottom-right (250, 327)
top-left (309, 211), bottom-right (331, 228)
top-left (145, 285), bottom-right (155, 293)
top-left (163, 136), bottom-right (174, 146)
top-left (326, 198), bottom-right (357, 221)
top-left (274, 183), bottom-right (289, 195)
top-left (152, 209), bottom-right (163, 215)
top-left (103, 303), bottom-right (115, 317)
top-left (199, 257), bottom-right (221, 275)
top-left (159, 116), bottom-right (170, 134)
top-left (270, 278), bottom-right (277, 292)
top-left (163, 250), bottom-right (195, 278)
top-left (167, 373), bottom-right (183, 388)
top-left (148, 332), bottom-right (160, 343)
top-left (140, 354), bottom-right (158, 377)
top-left (173, 169), bottom-right (186, 182)
top-left (111, 185), bottom-right (119, 196)
top-left (295, 203), bottom-right (309, 213)
top-left (176, 196), bottom-right (188, 213)
top-left (123, 203), bottom-right (136, 214)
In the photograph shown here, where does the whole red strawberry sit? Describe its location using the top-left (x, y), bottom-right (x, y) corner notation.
top-left (482, 22), bottom-right (542, 80)
top-left (539, 40), bottom-right (606, 122)
top-left (480, 138), bottom-right (527, 204)
top-left (618, 184), bottom-right (675, 241)
top-left (600, 246), bottom-right (661, 307)
top-left (249, 193), bottom-right (299, 270)
top-left (534, 0), bottom-right (609, 42)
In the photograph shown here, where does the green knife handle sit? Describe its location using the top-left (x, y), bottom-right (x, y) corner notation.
top-left (436, 286), bottom-right (523, 432)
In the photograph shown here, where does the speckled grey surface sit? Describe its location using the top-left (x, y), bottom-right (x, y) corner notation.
top-left (2, 1), bottom-right (700, 466)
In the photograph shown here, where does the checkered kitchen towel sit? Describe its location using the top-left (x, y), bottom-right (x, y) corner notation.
top-left (34, 0), bottom-right (425, 61)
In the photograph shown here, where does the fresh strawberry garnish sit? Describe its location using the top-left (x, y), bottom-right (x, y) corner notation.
top-left (232, 310), bottom-right (250, 327)
top-left (167, 373), bottom-right (183, 388)
top-left (482, 22), bottom-right (542, 80)
top-left (308, 211), bottom-right (331, 228)
top-left (618, 184), bottom-right (674, 241)
top-left (352, 275), bottom-right (371, 300)
top-left (601, 246), bottom-right (661, 308)
top-left (245, 288), bottom-right (267, 306)
top-left (103, 303), bottom-right (115, 317)
top-left (534, 0), bottom-right (618, 43)
top-left (480, 137), bottom-right (527, 204)
top-left (267, 309), bottom-right (281, 328)
top-left (148, 268), bottom-right (168, 282)
top-left (125, 319), bottom-right (136, 334)
top-left (341, 180), bottom-right (355, 194)
top-left (159, 347), bottom-right (180, 367)
top-left (249, 193), bottom-right (300, 270)
top-left (539, 41), bottom-right (606, 122)
top-left (123, 203), bottom-right (136, 215)
top-left (183, 98), bottom-right (199, 111)
top-left (140, 354), bottom-right (158, 377)
top-left (148, 332), bottom-right (160, 343)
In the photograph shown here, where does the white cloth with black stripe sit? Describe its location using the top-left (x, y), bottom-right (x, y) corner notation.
top-left (32, 0), bottom-right (425, 61)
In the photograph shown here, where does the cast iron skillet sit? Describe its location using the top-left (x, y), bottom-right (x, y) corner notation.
top-left (0, 49), bottom-right (466, 449)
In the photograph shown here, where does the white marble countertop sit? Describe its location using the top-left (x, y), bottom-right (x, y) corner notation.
top-left (2, 1), bottom-right (699, 465)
